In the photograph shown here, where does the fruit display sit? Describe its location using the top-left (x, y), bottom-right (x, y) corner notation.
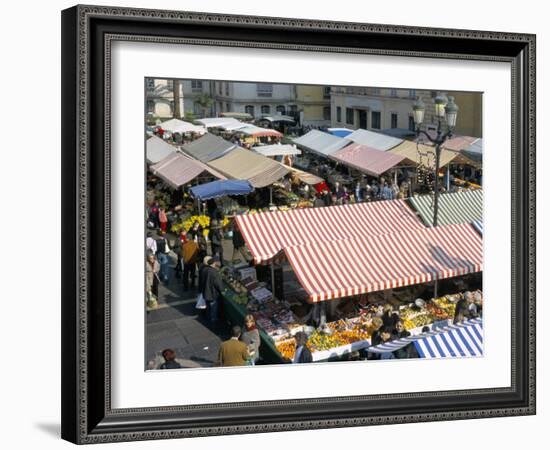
top-left (220, 269), bottom-right (250, 304)
top-left (275, 339), bottom-right (297, 360)
top-left (296, 200), bottom-right (313, 209)
top-left (432, 296), bottom-right (458, 317)
top-left (334, 329), bottom-right (371, 345)
top-left (402, 314), bottom-right (433, 330)
top-left (426, 299), bottom-right (455, 320)
top-left (305, 324), bottom-right (372, 353)
top-left (307, 330), bottom-right (343, 351)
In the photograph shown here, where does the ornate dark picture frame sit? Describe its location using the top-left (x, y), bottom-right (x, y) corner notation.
top-left (61, 4), bottom-right (536, 444)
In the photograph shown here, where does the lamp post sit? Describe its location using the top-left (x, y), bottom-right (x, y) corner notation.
top-left (412, 94), bottom-right (459, 227)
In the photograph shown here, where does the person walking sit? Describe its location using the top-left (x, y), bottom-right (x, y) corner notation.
top-left (196, 256), bottom-right (213, 320)
top-left (172, 231), bottom-right (186, 279)
top-left (188, 220), bottom-right (203, 241)
top-left (146, 231), bottom-right (157, 255)
top-left (155, 234), bottom-right (171, 283)
top-left (158, 206), bottom-right (168, 233)
top-left (217, 325), bottom-right (250, 367)
top-left (149, 200), bottom-right (160, 229)
top-left (145, 252), bottom-right (160, 307)
top-left (181, 233), bottom-right (199, 290)
top-left (196, 231), bottom-right (208, 266)
top-left (203, 256), bottom-right (224, 323)
top-left (210, 220), bottom-right (224, 265)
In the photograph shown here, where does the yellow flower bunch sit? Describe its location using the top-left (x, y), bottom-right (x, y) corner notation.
top-left (170, 215), bottom-right (229, 234)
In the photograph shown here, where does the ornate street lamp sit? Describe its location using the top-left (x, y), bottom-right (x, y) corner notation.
top-left (412, 94), bottom-right (459, 227)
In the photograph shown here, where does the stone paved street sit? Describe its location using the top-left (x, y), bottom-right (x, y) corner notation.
top-left (145, 236), bottom-right (233, 369)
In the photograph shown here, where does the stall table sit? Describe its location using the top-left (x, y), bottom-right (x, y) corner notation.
top-left (221, 285), bottom-right (286, 364)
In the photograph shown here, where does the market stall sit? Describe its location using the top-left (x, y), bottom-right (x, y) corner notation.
top-left (225, 124), bottom-right (284, 146)
top-left (159, 118), bottom-right (206, 135)
top-left (234, 199), bottom-right (426, 263)
top-left (346, 128), bottom-right (403, 151)
top-left (283, 164), bottom-right (324, 185)
top-left (257, 115), bottom-right (296, 133)
top-left (218, 257), bottom-right (481, 362)
top-left (292, 130), bottom-right (350, 157)
top-left (234, 125), bottom-right (282, 139)
top-left (189, 179), bottom-right (254, 200)
top-left (329, 143), bottom-right (414, 177)
top-left (149, 152), bottom-right (226, 189)
top-left (440, 135), bottom-right (479, 152)
top-left (388, 140), bottom-right (479, 169)
top-left (460, 138), bottom-right (483, 164)
top-left (366, 318), bottom-right (483, 358)
top-left (219, 281), bottom-right (286, 364)
top-left (407, 189), bottom-right (483, 227)
top-left (207, 147), bottom-right (290, 189)
top-left (283, 222), bottom-right (482, 302)
top-left (195, 117), bottom-right (243, 129)
top-left (220, 112), bottom-right (253, 121)
top-left (146, 135), bottom-right (176, 165)
top-left (181, 133), bottom-right (237, 163)
top-left (220, 265), bottom-right (370, 362)
top-left (252, 144), bottom-right (301, 157)
top-left (414, 318), bottom-right (483, 358)
top-left (224, 202), bottom-right (483, 362)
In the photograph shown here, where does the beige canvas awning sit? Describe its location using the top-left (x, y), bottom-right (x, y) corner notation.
top-left (150, 153), bottom-right (226, 189)
top-left (208, 148), bottom-right (290, 188)
top-left (283, 165), bottom-right (324, 185)
top-left (389, 140), bottom-right (460, 169)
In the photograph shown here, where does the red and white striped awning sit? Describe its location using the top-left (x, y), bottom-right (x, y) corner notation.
top-left (235, 199), bottom-right (425, 264)
top-left (284, 223), bottom-right (482, 302)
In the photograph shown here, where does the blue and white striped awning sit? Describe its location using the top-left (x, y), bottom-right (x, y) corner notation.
top-left (367, 318), bottom-right (483, 358)
top-left (472, 220), bottom-right (483, 235)
top-left (415, 318), bottom-right (483, 358)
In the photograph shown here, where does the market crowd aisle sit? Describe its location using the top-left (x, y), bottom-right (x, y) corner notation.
top-left (145, 234), bottom-right (237, 369)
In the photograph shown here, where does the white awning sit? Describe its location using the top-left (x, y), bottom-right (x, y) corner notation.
top-left (159, 118), bottom-right (206, 134)
top-left (252, 144), bottom-right (301, 157)
top-left (146, 135), bottom-right (176, 164)
top-left (293, 130), bottom-right (350, 156)
top-left (195, 117), bottom-right (243, 128)
top-left (346, 128), bottom-right (403, 151)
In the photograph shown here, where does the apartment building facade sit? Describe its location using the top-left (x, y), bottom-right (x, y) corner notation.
top-left (330, 86), bottom-right (482, 137)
